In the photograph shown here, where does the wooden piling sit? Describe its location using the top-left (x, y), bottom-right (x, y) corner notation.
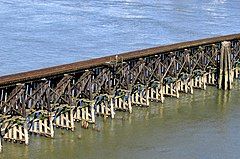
top-left (29, 115), bottom-right (54, 138)
top-left (49, 115), bottom-right (54, 138)
top-left (218, 41), bottom-right (232, 90)
top-left (128, 95), bottom-right (132, 113)
top-left (110, 98), bottom-right (115, 118)
top-left (2, 122), bottom-right (29, 145)
top-left (24, 123), bottom-right (29, 145)
top-left (54, 108), bottom-right (75, 130)
top-left (0, 34), bottom-right (240, 152)
top-left (0, 137), bottom-right (2, 153)
top-left (91, 104), bottom-right (95, 123)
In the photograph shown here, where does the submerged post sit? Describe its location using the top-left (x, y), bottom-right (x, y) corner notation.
top-left (218, 41), bottom-right (232, 90)
top-left (0, 137), bottom-right (2, 153)
top-left (24, 122), bottom-right (29, 145)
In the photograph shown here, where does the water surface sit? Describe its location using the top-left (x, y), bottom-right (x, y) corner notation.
top-left (0, 0), bottom-right (240, 158)
top-left (1, 82), bottom-right (240, 159)
top-left (0, 0), bottom-right (240, 75)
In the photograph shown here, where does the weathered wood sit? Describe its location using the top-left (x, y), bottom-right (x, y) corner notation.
top-left (218, 41), bottom-right (232, 90)
top-left (54, 108), bottom-right (75, 131)
top-left (2, 122), bottom-right (28, 145)
top-left (0, 136), bottom-right (2, 152)
top-left (0, 34), bottom-right (240, 151)
top-left (29, 115), bottom-right (54, 138)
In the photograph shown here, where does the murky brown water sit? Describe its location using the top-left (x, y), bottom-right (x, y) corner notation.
top-left (1, 81), bottom-right (239, 159)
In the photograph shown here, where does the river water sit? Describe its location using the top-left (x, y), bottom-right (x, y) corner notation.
top-left (0, 0), bottom-right (240, 158)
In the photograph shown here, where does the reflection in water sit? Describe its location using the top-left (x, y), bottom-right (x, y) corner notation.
top-left (1, 0), bottom-right (240, 158)
top-left (0, 82), bottom-right (239, 159)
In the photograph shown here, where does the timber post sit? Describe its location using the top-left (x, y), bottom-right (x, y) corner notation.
top-left (218, 41), bottom-right (233, 90)
top-left (0, 137), bottom-right (2, 152)
top-left (0, 34), bottom-right (240, 152)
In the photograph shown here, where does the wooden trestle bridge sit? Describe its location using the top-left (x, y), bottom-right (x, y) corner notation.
top-left (0, 34), bottom-right (240, 151)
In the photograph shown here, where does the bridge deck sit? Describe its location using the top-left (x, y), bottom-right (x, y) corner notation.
top-left (0, 33), bottom-right (240, 152)
top-left (1, 33), bottom-right (240, 87)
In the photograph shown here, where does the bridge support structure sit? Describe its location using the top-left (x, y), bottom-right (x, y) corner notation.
top-left (218, 41), bottom-right (234, 90)
top-left (0, 34), bottom-right (240, 151)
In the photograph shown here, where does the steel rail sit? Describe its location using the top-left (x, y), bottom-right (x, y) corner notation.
top-left (0, 33), bottom-right (240, 87)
